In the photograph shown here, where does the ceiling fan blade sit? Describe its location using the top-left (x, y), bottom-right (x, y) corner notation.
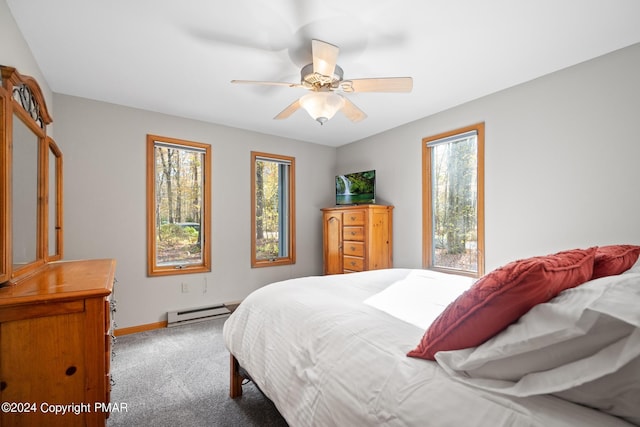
top-left (341, 77), bottom-right (413, 93)
top-left (231, 80), bottom-right (304, 88)
top-left (312, 39), bottom-right (339, 77)
top-left (274, 99), bottom-right (301, 120)
top-left (341, 98), bottom-right (367, 123)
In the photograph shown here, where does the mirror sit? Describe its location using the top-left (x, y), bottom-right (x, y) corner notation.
top-left (11, 113), bottom-right (39, 269)
top-left (1, 65), bottom-right (57, 284)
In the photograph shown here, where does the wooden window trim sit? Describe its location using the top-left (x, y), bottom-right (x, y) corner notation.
top-left (422, 122), bottom-right (485, 277)
top-left (251, 151), bottom-right (296, 268)
top-left (146, 134), bottom-right (211, 276)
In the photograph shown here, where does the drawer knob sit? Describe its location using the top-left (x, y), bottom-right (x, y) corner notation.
top-left (350, 216), bottom-right (356, 220)
top-left (0, 381), bottom-right (6, 391)
top-left (350, 246), bottom-right (356, 251)
top-left (65, 366), bottom-right (77, 376)
top-left (350, 261), bottom-right (356, 266)
top-left (351, 231), bottom-right (356, 235)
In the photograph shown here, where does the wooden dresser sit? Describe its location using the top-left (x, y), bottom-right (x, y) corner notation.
top-left (322, 205), bottom-right (393, 274)
top-left (0, 259), bottom-right (116, 427)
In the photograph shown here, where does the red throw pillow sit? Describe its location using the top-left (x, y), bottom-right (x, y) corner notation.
top-left (592, 245), bottom-right (640, 280)
top-left (408, 247), bottom-right (597, 361)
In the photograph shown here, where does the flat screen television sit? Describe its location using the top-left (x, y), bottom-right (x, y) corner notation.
top-left (335, 170), bottom-right (376, 205)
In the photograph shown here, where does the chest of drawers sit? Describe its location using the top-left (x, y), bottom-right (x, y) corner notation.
top-left (0, 259), bottom-right (116, 427)
top-left (322, 205), bottom-right (393, 274)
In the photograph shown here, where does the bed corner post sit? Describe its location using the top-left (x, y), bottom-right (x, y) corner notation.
top-left (230, 353), bottom-right (243, 398)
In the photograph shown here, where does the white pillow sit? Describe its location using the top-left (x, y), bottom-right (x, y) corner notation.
top-left (436, 273), bottom-right (640, 424)
top-left (554, 351), bottom-right (640, 425)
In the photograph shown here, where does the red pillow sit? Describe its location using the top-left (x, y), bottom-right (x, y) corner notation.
top-left (408, 247), bottom-right (597, 361)
top-left (592, 245), bottom-right (640, 280)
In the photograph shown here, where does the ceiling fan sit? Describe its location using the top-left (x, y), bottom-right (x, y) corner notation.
top-left (231, 39), bottom-right (413, 125)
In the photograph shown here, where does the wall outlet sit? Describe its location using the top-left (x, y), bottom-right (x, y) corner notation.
top-left (181, 282), bottom-right (188, 293)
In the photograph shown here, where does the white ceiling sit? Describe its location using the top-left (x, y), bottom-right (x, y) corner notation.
top-left (7, 0), bottom-right (640, 147)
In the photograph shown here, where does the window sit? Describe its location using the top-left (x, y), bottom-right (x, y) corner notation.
top-left (251, 151), bottom-right (295, 267)
top-left (146, 134), bottom-right (211, 276)
top-left (422, 123), bottom-right (484, 277)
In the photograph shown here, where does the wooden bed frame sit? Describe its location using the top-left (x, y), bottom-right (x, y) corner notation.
top-left (229, 354), bottom-right (247, 398)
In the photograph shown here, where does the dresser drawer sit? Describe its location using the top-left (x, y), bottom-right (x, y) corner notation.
top-left (343, 241), bottom-right (365, 257)
top-left (343, 226), bottom-right (364, 241)
top-left (343, 256), bottom-right (364, 272)
top-left (343, 211), bottom-right (365, 226)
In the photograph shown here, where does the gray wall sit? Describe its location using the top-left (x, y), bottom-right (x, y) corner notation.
top-left (336, 43), bottom-right (640, 271)
top-left (53, 95), bottom-right (336, 328)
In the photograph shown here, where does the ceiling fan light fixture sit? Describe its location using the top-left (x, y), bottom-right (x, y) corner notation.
top-left (232, 40), bottom-right (412, 124)
top-left (301, 63), bottom-right (344, 88)
top-left (300, 92), bottom-right (345, 125)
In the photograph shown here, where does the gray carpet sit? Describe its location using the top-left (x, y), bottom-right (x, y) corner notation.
top-left (107, 317), bottom-right (288, 427)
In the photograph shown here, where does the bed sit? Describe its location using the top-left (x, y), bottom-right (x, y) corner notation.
top-left (223, 246), bottom-right (640, 426)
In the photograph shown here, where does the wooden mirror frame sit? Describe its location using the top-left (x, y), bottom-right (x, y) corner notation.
top-left (45, 136), bottom-right (63, 262)
top-left (0, 65), bottom-right (62, 285)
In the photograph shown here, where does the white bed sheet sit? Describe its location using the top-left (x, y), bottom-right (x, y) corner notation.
top-left (223, 268), bottom-right (634, 427)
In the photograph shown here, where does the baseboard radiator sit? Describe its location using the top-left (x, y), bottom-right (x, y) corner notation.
top-left (167, 304), bottom-right (231, 327)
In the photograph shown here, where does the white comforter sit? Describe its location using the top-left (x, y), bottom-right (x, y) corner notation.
top-left (223, 268), bottom-right (634, 427)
